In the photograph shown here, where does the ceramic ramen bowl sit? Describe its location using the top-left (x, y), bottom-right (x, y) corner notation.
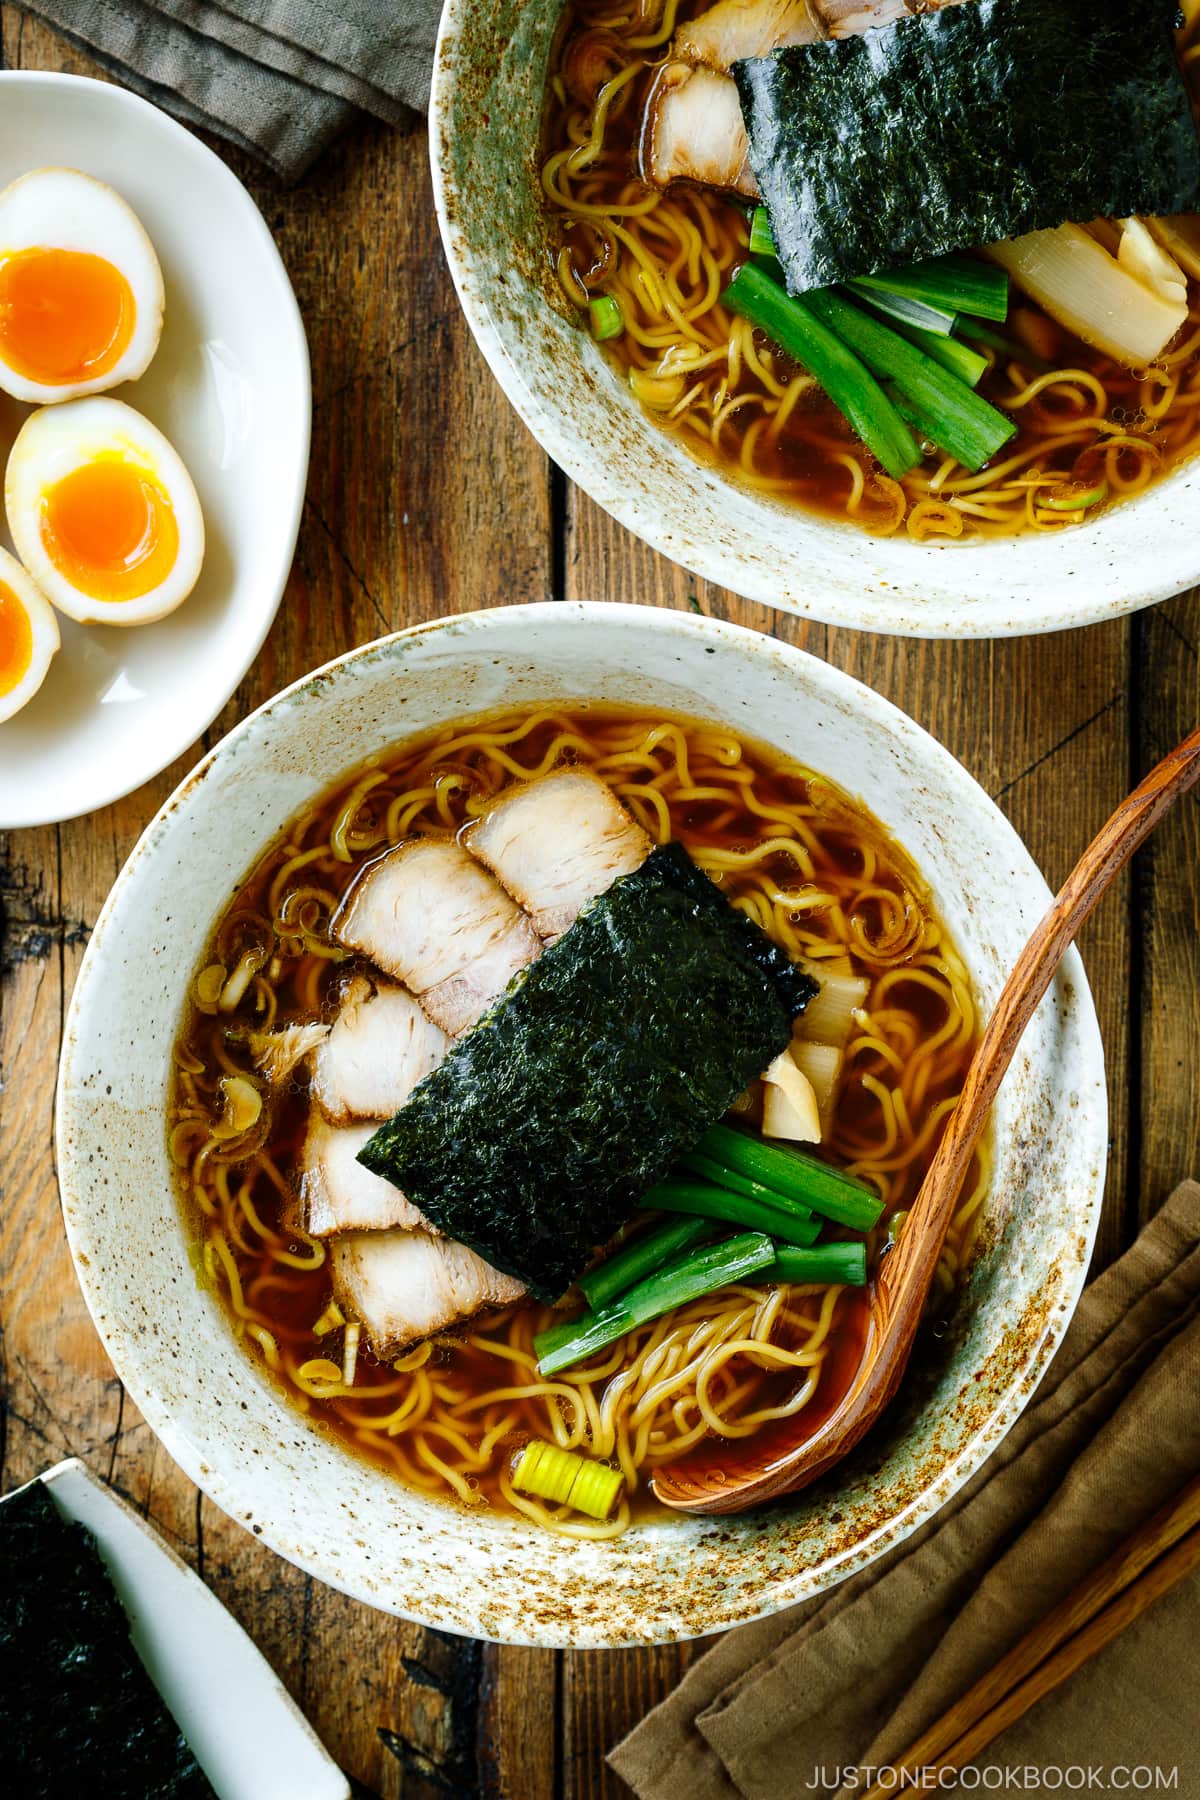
top-left (429, 0), bottom-right (1200, 640)
top-left (56, 603), bottom-right (1107, 1645)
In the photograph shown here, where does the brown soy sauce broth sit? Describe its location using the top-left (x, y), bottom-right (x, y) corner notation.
top-left (172, 705), bottom-right (983, 1528)
top-left (542, 0), bottom-right (1200, 538)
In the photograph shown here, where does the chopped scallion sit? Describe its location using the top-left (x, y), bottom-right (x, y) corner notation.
top-left (588, 295), bottom-right (624, 341)
top-left (535, 1232), bottom-right (775, 1376)
top-left (755, 1241), bottom-right (868, 1286)
top-left (749, 206), bottom-right (778, 257)
top-left (851, 282), bottom-right (958, 338)
top-left (648, 1177), bottom-right (821, 1247)
top-left (954, 320), bottom-right (1052, 375)
top-left (888, 320), bottom-right (988, 388)
top-left (680, 1148), bottom-right (813, 1215)
top-left (722, 263), bottom-right (919, 480)
top-left (698, 1122), bottom-right (884, 1232)
top-left (853, 253), bottom-right (1008, 322)
top-left (804, 289), bottom-right (1015, 474)
top-left (1040, 479), bottom-right (1109, 513)
top-left (579, 1215), bottom-right (712, 1312)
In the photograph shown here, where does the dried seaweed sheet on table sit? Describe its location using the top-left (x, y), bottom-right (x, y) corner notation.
top-left (733, 0), bottom-right (1200, 294)
top-left (360, 841), bottom-right (817, 1302)
top-left (0, 1482), bottom-right (213, 1799)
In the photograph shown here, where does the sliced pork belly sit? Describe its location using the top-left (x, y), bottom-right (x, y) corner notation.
top-left (677, 0), bottom-right (823, 69)
top-left (641, 63), bottom-right (758, 196)
top-left (332, 838), bottom-right (540, 1036)
top-left (644, 0), bottom-right (964, 197)
top-left (815, 0), bottom-right (961, 37)
top-left (467, 769), bottom-right (651, 941)
top-left (301, 1116), bottom-right (433, 1237)
top-left (330, 1229), bottom-right (526, 1359)
top-left (311, 975), bottom-right (447, 1124)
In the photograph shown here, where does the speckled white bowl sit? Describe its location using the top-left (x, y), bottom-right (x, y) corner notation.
top-left (56, 604), bottom-right (1107, 1645)
top-left (430, 0), bottom-right (1200, 639)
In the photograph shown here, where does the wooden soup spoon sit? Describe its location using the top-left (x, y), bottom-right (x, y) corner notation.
top-left (652, 724), bottom-right (1200, 1515)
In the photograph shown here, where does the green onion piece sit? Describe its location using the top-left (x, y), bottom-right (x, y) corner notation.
top-left (887, 1209), bottom-right (909, 1250)
top-left (681, 1149), bottom-right (813, 1217)
top-left (805, 288), bottom-right (1015, 474)
top-left (512, 1441), bottom-right (624, 1519)
top-left (749, 207), bottom-right (777, 257)
top-left (699, 1122), bottom-right (884, 1232)
top-left (579, 1215), bottom-right (712, 1312)
top-left (1040, 479), bottom-right (1109, 513)
top-left (850, 282), bottom-right (957, 337)
top-left (954, 320), bottom-right (1053, 376)
top-left (722, 263), bottom-right (920, 480)
top-left (853, 254), bottom-right (1008, 322)
top-left (588, 295), bottom-right (624, 341)
top-left (755, 1240), bottom-right (868, 1287)
top-left (648, 1178), bottom-right (821, 1247)
top-left (889, 320), bottom-right (988, 387)
top-left (533, 1303), bottom-right (633, 1372)
top-left (535, 1232), bottom-right (775, 1377)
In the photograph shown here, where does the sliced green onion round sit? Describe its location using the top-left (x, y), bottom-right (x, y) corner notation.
top-left (588, 295), bottom-right (624, 341)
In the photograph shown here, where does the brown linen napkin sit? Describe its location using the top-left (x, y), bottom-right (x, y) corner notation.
top-left (611, 1181), bottom-right (1200, 1800)
top-left (13, 0), bottom-right (442, 181)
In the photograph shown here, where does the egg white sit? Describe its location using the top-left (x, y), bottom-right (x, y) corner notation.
top-left (6, 397), bottom-right (205, 626)
top-left (0, 167), bottom-right (165, 404)
top-left (0, 544), bottom-right (59, 723)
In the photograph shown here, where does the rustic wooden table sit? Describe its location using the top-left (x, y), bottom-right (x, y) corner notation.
top-left (1, 14), bottom-right (1198, 1798)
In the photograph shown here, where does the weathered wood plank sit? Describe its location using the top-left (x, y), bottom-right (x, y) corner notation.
top-left (1133, 589), bottom-right (1200, 1226)
top-left (0, 15), bottom-right (553, 1799)
top-left (559, 495), bottom-right (1133, 1793)
top-left (821, 619), bottom-right (1132, 1271)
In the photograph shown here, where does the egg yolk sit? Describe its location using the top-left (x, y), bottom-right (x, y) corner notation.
top-left (0, 581), bottom-right (33, 697)
top-left (0, 247), bottom-right (135, 385)
top-left (39, 455), bottom-right (179, 602)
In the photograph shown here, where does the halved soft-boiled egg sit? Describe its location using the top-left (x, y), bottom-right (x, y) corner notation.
top-left (6, 397), bottom-right (205, 625)
top-left (0, 168), bottom-right (164, 404)
top-left (0, 544), bottom-right (59, 722)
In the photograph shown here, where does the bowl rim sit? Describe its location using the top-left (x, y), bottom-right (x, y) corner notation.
top-left (0, 70), bottom-right (311, 827)
top-left (55, 602), bottom-right (1108, 1644)
top-left (428, 0), bottom-right (1198, 641)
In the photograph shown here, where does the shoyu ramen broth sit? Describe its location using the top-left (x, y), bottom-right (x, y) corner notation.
top-left (541, 1), bottom-right (1200, 541)
top-left (171, 708), bottom-right (986, 1538)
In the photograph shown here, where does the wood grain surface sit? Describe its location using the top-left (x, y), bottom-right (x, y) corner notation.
top-left (0, 17), bottom-right (1197, 1798)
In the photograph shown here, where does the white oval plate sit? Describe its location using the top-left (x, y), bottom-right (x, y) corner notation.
top-left (0, 73), bottom-right (310, 828)
top-left (26, 1460), bottom-right (348, 1800)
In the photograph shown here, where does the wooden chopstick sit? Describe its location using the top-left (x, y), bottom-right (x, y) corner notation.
top-left (857, 1476), bottom-right (1200, 1800)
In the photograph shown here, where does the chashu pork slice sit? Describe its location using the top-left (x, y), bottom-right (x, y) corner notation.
top-left (311, 974), bottom-right (447, 1124)
top-left (467, 769), bottom-right (651, 941)
top-left (301, 1116), bottom-right (434, 1237)
top-left (676, 0), bottom-right (823, 69)
top-left (641, 63), bottom-right (758, 196)
top-left (332, 837), bottom-right (540, 1036)
top-left (331, 1229), bottom-right (526, 1358)
top-left (643, 0), bottom-right (964, 196)
top-left (815, 0), bottom-right (961, 38)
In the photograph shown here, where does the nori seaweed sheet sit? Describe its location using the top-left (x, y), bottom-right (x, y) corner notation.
top-left (734, 0), bottom-right (1200, 293)
top-left (360, 841), bottom-right (817, 1301)
top-left (0, 1482), bottom-right (213, 1800)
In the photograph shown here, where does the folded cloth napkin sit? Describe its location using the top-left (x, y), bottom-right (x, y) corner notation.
top-left (611, 1181), bottom-right (1200, 1800)
top-left (15, 0), bottom-right (442, 180)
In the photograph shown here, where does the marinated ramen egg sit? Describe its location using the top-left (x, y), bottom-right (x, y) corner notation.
top-left (6, 397), bottom-right (205, 626)
top-left (0, 545), bottom-right (59, 722)
top-left (0, 168), bottom-right (164, 404)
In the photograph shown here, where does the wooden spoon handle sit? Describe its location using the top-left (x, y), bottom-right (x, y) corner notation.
top-left (654, 725), bottom-right (1200, 1513)
top-left (882, 722), bottom-right (1200, 1327)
